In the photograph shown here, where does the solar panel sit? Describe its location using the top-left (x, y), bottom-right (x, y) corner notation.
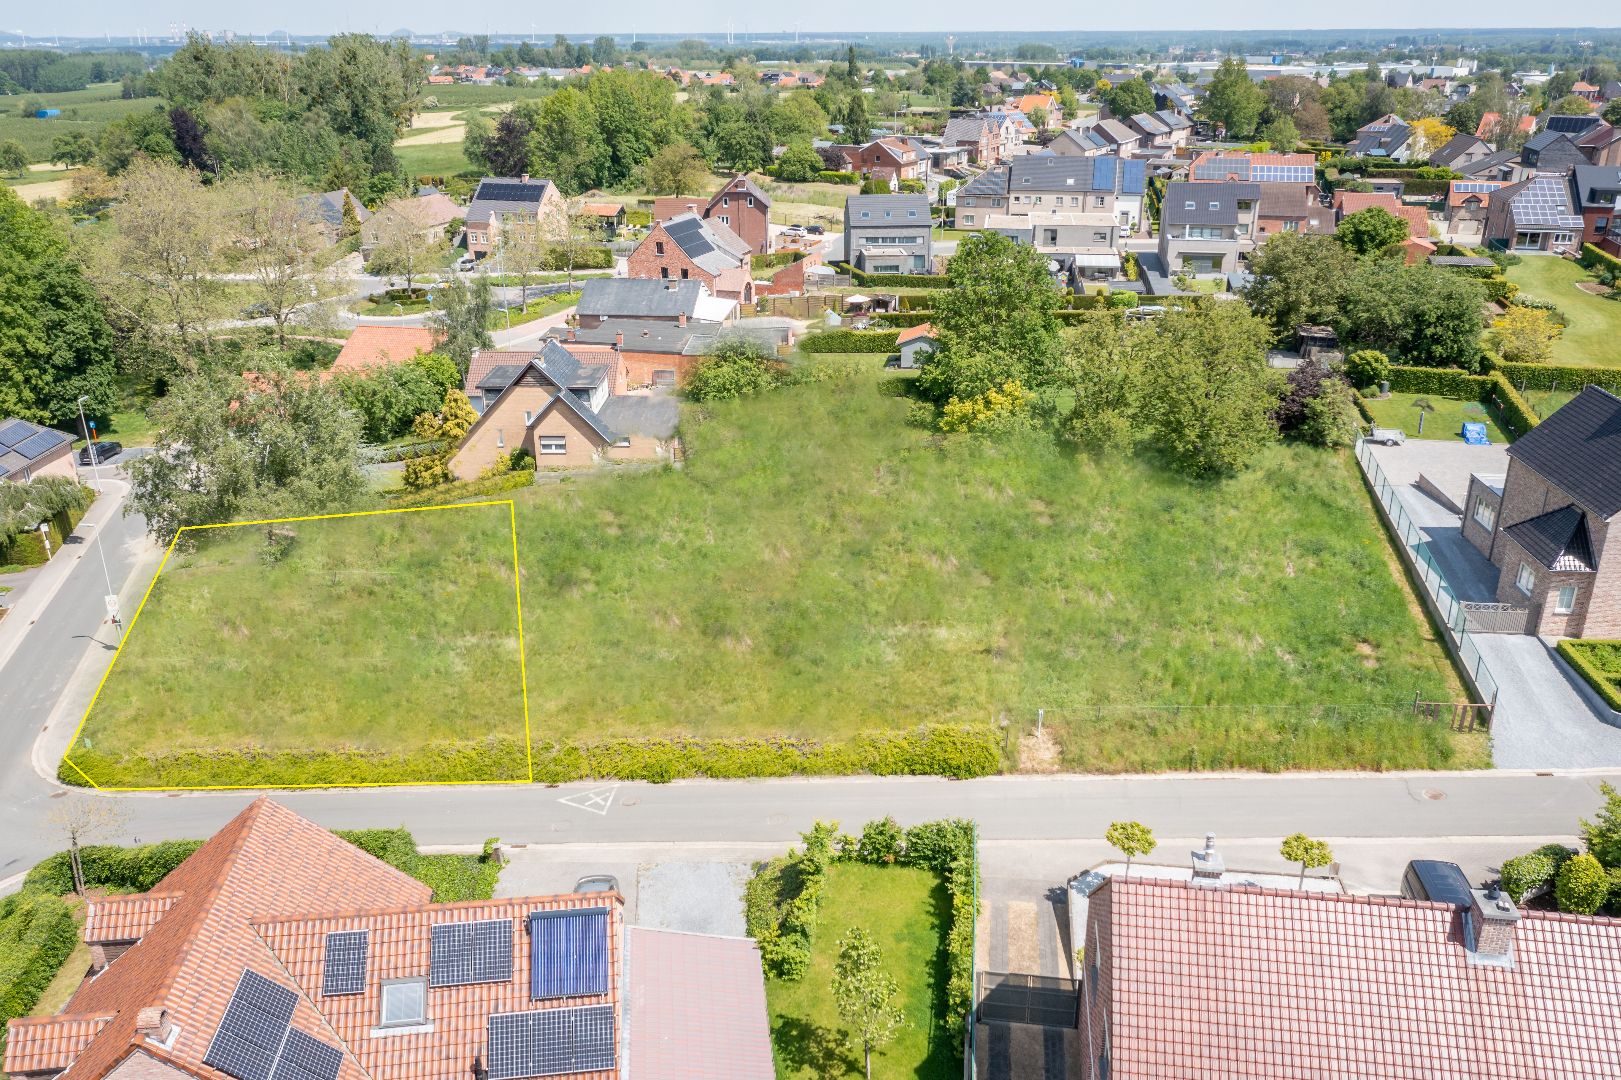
top-left (477, 182), bottom-right (545, 204)
top-left (322, 931), bottom-right (368, 997)
top-left (268, 1030), bottom-right (343, 1080)
top-left (664, 216), bottom-right (714, 259)
top-left (528, 908), bottom-right (608, 1000)
top-left (487, 1007), bottom-right (615, 1079)
top-left (204, 971), bottom-right (299, 1080)
top-left (1454, 182), bottom-right (1498, 193)
top-left (430, 919), bottom-right (514, 988)
top-left (0, 419), bottom-right (34, 449)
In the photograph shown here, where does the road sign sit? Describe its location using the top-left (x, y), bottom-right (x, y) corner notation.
top-left (104, 594), bottom-right (121, 622)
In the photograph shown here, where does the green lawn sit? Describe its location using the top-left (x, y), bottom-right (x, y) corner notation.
top-left (1522, 387), bottom-right (1577, 420)
top-left (1361, 392), bottom-right (1508, 444)
top-left (395, 140), bottom-right (477, 181)
top-left (69, 503), bottom-right (528, 788)
top-left (499, 290), bottom-right (580, 327)
top-left (1504, 256), bottom-right (1621, 368)
top-left (765, 863), bottom-right (955, 1080)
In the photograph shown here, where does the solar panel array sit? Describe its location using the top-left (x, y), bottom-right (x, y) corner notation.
top-left (1513, 176), bottom-right (1583, 228)
top-left (529, 908), bottom-right (609, 1000)
top-left (430, 919), bottom-right (514, 988)
top-left (0, 419), bottom-right (69, 460)
top-left (1192, 158), bottom-right (1247, 181)
top-left (268, 1030), bottom-right (343, 1080)
top-left (204, 971), bottom-right (300, 1080)
top-left (322, 931), bottom-right (369, 997)
top-left (0, 420), bottom-right (35, 448)
top-left (476, 182), bottom-right (546, 204)
top-left (487, 1007), bottom-right (615, 1079)
top-left (1454, 182), bottom-right (1499, 193)
top-left (1251, 164), bottom-right (1314, 183)
top-left (664, 215), bottom-right (714, 259)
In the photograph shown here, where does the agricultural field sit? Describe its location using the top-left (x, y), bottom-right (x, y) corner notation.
top-left (0, 83), bottom-right (160, 163)
top-left (1504, 256), bottom-right (1621, 368)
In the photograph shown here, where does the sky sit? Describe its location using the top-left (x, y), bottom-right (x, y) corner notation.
top-left (10, 3), bottom-right (1619, 41)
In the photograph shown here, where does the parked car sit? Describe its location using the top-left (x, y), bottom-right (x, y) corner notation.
top-left (455, 255), bottom-right (477, 272)
top-left (80, 441), bottom-right (123, 465)
top-left (573, 874), bottom-right (619, 894)
top-left (806, 224), bottom-right (825, 235)
top-left (782, 224), bottom-right (806, 237)
top-left (1400, 859), bottom-right (1473, 908)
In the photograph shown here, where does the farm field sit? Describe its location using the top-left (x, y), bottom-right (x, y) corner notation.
top-left (1504, 256), bottom-right (1621, 368)
top-left (0, 83), bottom-right (160, 163)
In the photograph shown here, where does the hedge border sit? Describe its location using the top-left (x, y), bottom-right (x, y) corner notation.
top-left (834, 263), bottom-right (951, 289)
top-left (0, 893), bottom-right (79, 1053)
top-left (1557, 640), bottom-right (1621, 712)
top-left (1580, 243), bottom-right (1621, 278)
top-left (798, 329), bottom-right (901, 354)
top-left (1382, 366), bottom-right (1541, 439)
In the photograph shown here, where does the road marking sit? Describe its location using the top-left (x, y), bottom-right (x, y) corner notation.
top-left (559, 785), bottom-right (618, 816)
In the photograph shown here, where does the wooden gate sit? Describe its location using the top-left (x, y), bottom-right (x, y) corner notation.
top-left (1413, 693), bottom-right (1494, 732)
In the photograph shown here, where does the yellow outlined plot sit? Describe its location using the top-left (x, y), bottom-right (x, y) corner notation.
top-left (62, 501), bottom-right (532, 791)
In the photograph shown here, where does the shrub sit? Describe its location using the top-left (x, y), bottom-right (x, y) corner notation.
top-left (1106, 291), bottom-right (1139, 309)
top-left (1555, 853), bottom-right (1609, 914)
top-left (0, 893), bottom-right (79, 1040)
top-left (1581, 780), bottom-right (1621, 869)
top-left (685, 337), bottom-right (786, 402)
top-left (1499, 844), bottom-right (1574, 903)
top-left (334, 827), bottom-right (502, 902)
top-left (938, 380), bottom-right (1034, 435)
top-left (22, 840), bottom-right (205, 896)
top-left (388, 468), bottom-right (535, 508)
top-left (1384, 366), bottom-right (1488, 397)
top-left (744, 821), bottom-right (839, 979)
top-left (817, 170), bottom-right (860, 184)
top-left (1344, 349), bottom-right (1391, 388)
top-left (797, 329), bottom-right (901, 354)
top-left (856, 817), bottom-right (905, 864)
top-left (1581, 243), bottom-right (1621, 278)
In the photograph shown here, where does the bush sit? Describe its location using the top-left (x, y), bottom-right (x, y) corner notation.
top-left (1490, 361), bottom-right (1621, 399)
top-left (540, 246), bottom-right (614, 271)
top-left (1345, 349), bottom-right (1391, 388)
top-left (1580, 243), bottom-right (1621, 278)
top-left (1483, 371), bottom-right (1540, 438)
top-left (388, 468), bottom-right (535, 508)
top-left (1106, 291), bottom-right (1139, 309)
top-left (0, 893), bottom-right (78, 1040)
top-left (797, 329), bottom-right (900, 354)
top-left (1560, 641), bottom-right (1621, 711)
top-left (744, 821), bottom-right (839, 979)
top-left (685, 337), bottom-right (786, 402)
top-left (1555, 853), bottom-right (1609, 915)
top-left (22, 840), bottom-right (205, 896)
top-left (817, 170), bottom-right (860, 184)
top-left (1499, 844), bottom-right (1575, 903)
top-left (336, 827), bottom-right (501, 902)
top-left (856, 816), bottom-right (905, 864)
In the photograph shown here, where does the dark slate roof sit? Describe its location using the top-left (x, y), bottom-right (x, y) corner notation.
top-left (576, 278), bottom-right (702, 319)
top-left (466, 176), bottom-right (553, 223)
top-left (596, 395), bottom-right (680, 439)
top-left (1523, 130), bottom-right (1570, 153)
top-left (1348, 116), bottom-right (1410, 156)
top-left (297, 189), bottom-right (369, 229)
top-left (1456, 148), bottom-right (1518, 178)
top-left (0, 417), bottom-right (73, 479)
top-left (1572, 165), bottom-right (1621, 209)
top-left (1503, 505), bottom-right (1596, 571)
top-left (959, 166), bottom-right (1010, 197)
top-left (477, 341), bottom-right (607, 396)
top-left (845, 193), bottom-right (931, 218)
top-left (662, 213), bottom-right (751, 273)
top-left (1161, 181), bottom-right (1261, 226)
top-left (1129, 111), bottom-right (1170, 135)
top-left (1008, 154), bottom-right (1146, 195)
top-left (1505, 386), bottom-right (1621, 518)
top-left (1429, 133), bottom-right (1489, 168)
top-left (546, 320), bottom-right (697, 355)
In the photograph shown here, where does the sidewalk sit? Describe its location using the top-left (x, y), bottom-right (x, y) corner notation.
top-left (492, 305), bottom-right (578, 349)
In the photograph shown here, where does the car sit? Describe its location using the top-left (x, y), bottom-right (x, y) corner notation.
top-left (806, 224), bottom-right (825, 235)
top-left (80, 441), bottom-right (123, 466)
top-left (455, 255), bottom-right (477, 272)
top-left (573, 874), bottom-right (619, 894)
top-left (782, 224), bottom-right (806, 236)
top-left (1400, 859), bottom-right (1473, 908)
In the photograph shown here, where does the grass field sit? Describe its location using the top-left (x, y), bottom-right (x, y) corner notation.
top-left (0, 84), bottom-right (160, 163)
top-left (395, 140), bottom-right (476, 180)
top-left (1505, 256), bottom-right (1621, 368)
top-left (68, 503), bottom-right (528, 788)
top-left (1361, 392), bottom-right (1508, 444)
top-left (765, 863), bottom-right (954, 1080)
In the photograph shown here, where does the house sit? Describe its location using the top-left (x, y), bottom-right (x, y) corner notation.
top-left (997, 155), bottom-right (1147, 232)
top-left (572, 278), bottom-right (733, 331)
top-left (1428, 132), bottom-right (1495, 171)
top-left (1332, 190), bottom-right (1433, 260)
top-left (1575, 122), bottom-right (1621, 168)
top-left (1483, 173), bottom-right (1583, 253)
top-left (843, 193), bottom-right (933, 273)
top-left (1520, 130), bottom-right (1587, 174)
top-left (1013, 93), bottom-right (1061, 127)
top-left (540, 320), bottom-right (785, 387)
top-left (1443, 180), bottom-right (1508, 244)
top-left (626, 213), bottom-right (755, 303)
top-left (1542, 114), bottom-right (1606, 140)
top-left (1077, 873), bottom-right (1621, 1079)
top-left (698, 175), bottom-right (772, 256)
top-left (942, 114), bottom-right (1017, 165)
top-left (985, 211), bottom-right (1122, 278)
top-left (952, 167), bottom-right (1011, 228)
top-left (1454, 147), bottom-right (1523, 182)
top-left (1157, 180), bottom-right (1261, 275)
top-left (1152, 82), bottom-right (1198, 116)
top-left (896, 323), bottom-right (936, 368)
top-left (1573, 80), bottom-right (1603, 103)
top-left (1186, 151), bottom-right (1316, 184)
top-left (359, 193), bottom-right (463, 254)
top-left (1048, 126), bottom-right (1115, 157)
top-left (842, 137), bottom-right (930, 187)
top-left (297, 188), bottom-right (369, 242)
top-left (1347, 114), bottom-right (1413, 160)
top-left (1256, 184), bottom-right (1333, 238)
top-left (1572, 165), bottom-right (1621, 246)
top-left (1124, 110), bottom-right (1192, 152)
top-left (1461, 386), bottom-right (1621, 637)
top-left (1, 797), bottom-right (774, 1080)
top-left (1072, 118), bottom-right (1140, 157)
top-left (1476, 111), bottom-right (1536, 140)
top-left (452, 341), bottom-right (680, 475)
top-left (0, 418), bottom-right (76, 483)
top-left (464, 176), bottom-right (564, 258)
top-left (327, 327), bottom-right (439, 378)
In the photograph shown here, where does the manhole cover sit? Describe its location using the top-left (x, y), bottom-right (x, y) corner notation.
top-left (1421, 788), bottom-right (1446, 800)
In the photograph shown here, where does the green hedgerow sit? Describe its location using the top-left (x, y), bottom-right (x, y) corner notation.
top-left (1555, 853), bottom-right (1609, 915)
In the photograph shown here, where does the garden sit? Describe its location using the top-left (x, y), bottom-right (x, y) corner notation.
top-left (1504, 256), bottom-right (1621, 369)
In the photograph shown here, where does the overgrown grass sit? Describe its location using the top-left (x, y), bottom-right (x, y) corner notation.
top-left (1504, 257), bottom-right (1621, 368)
top-left (1361, 392), bottom-right (1508, 444)
top-left (764, 863), bottom-right (955, 1080)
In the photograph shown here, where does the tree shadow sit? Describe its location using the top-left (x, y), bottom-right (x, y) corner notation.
top-left (772, 1015), bottom-right (859, 1077)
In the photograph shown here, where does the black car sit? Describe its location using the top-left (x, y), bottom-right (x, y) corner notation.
top-left (1400, 859), bottom-right (1474, 908)
top-left (806, 224), bottom-right (825, 235)
top-left (80, 441), bottom-right (123, 465)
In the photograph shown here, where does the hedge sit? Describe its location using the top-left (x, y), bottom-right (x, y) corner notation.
top-left (335, 828), bottom-right (502, 902)
top-left (835, 263), bottom-right (951, 289)
top-left (817, 170), bottom-right (860, 184)
top-left (1483, 371), bottom-right (1540, 438)
top-left (1558, 640), bottom-right (1621, 712)
top-left (388, 468), bottom-right (535, 508)
top-left (1489, 359), bottom-right (1621, 400)
top-left (798, 329), bottom-right (901, 354)
top-left (540, 246), bottom-right (614, 271)
top-left (0, 893), bottom-right (79, 1050)
top-left (22, 840), bottom-right (205, 896)
top-left (1381, 367), bottom-right (1540, 438)
top-left (1500, 843), bottom-right (1576, 903)
top-left (1580, 243), bottom-right (1621, 277)
top-left (876, 311), bottom-right (935, 328)
top-left (0, 504), bottom-right (89, 570)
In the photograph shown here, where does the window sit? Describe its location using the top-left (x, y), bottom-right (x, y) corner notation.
top-left (540, 436), bottom-right (567, 455)
top-left (659, 267), bottom-right (669, 279)
top-left (1283, 220), bottom-right (1299, 232)
top-left (907, 209), bottom-right (918, 217)
top-left (380, 979), bottom-right (426, 1027)
top-left (523, 410), bottom-right (533, 425)
top-left (1184, 201), bottom-right (1196, 210)
top-left (963, 197), bottom-right (976, 207)
top-left (1555, 586), bottom-right (1578, 614)
top-left (719, 215), bottom-right (729, 225)
top-left (722, 196), bottom-right (729, 206)
top-left (859, 210), bottom-right (871, 219)
top-left (747, 196), bottom-right (754, 207)
top-left (1515, 562), bottom-right (1535, 595)
top-left (1095, 195), bottom-right (1106, 207)
top-left (680, 268), bottom-right (689, 279)
top-left (1599, 217), bottom-right (1611, 231)
top-left (1209, 201), bottom-right (1220, 211)
top-left (495, 429), bottom-right (504, 449)
top-left (1237, 200), bottom-right (1252, 211)
top-left (1473, 498), bottom-right (1496, 532)
top-left (1093, 231), bottom-right (1108, 242)
top-left (655, 240), bottom-right (664, 255)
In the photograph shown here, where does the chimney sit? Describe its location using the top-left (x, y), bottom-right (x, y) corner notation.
top-left (677, 312), bottom-right (687, 327)
top-left (520, 173), bottom-right (529, 184)
top-left (135, 1008), bottom-right (171, 1043)
top-left (615, 331), bottom-right (625, 348)
top-left (1190, 834), bottom-right (1225, 886)
top-left (1466, 883), bottom-right (1519, 966)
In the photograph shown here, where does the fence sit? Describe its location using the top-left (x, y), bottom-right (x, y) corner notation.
top-left (965, 823), bottom-right (979, 1080)
top-left (754, 291), bottom-right (849, 319)
top-left (1355, 438), bottom-right (1501, 710)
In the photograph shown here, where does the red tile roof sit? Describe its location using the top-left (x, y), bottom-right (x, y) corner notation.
top-left (85, 891), bottom-right (183, 943)
top-left (330, 327), bottom-right (440, 377)
top-left (1476, 112), bottom-right (1536, 138)
top-left (651, 196), bottom-right (706, 223)
top-left (626, 929), bottom-right (773, 1079)
top-left (4, 1014), bottom-right (114, 1074)
top-left (1086, 876), bottom-right (1621, 1079)
top-left (896, 323), bottom-right (936, 344)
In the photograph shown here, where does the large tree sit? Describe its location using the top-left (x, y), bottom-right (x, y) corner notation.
top-left (1100, 77), bottom-right (1154, 119)
top-left (1336, 261), bottom-right (1486, 368)
top-left (529, 89), bottom-right (609, 194)
top-left (429, 276), bottom-right (494, 378)
top-left (1334, 206), bottom-right (1413, 258)
top-left (228, 171), bottom-right (336, 346)
top-left (0, 186), bottom-right (118, 426)
top-left (1141, 301), bottom-right (1277, 478)
top-left (1200, 58), bottom-right (1266, 138)
top-left (640, 140), bottom-right (709, 195)
top-left (583, 68), bottom-right (684, 188)
top-left (1243, 231), bottom-right (1357, 332)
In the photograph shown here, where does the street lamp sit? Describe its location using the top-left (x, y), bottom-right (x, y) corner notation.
top-left (76, 395), bottom-right (122, 643)
top-left (77, 394), bottom-right (103, 493)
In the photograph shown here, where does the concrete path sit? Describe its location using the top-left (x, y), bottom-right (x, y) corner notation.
top-left (1479, 635), bottom-right (1621, 768)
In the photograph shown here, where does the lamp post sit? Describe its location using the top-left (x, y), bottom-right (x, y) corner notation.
top-left (77, 394), bottom-right (104, 493)
top-left (76, 395), bottom-right (122, 643)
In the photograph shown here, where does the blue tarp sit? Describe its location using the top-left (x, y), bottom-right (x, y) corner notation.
top-left (1462, 422), bottom-right (1490, 445)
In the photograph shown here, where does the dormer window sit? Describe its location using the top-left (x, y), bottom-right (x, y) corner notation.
top-left (1209, 202), bottom-right (1220, 211)
top-left (1184, 201), bottom-right (1195, 210)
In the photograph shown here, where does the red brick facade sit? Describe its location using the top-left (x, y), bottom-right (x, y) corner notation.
top-left (705, 176), bottom-right (771, 256)
top-left (626, 220), bottom-right (754, 303)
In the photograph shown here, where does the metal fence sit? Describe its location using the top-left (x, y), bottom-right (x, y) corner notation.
top-left (1354, 438), bottom-right (1501, 708)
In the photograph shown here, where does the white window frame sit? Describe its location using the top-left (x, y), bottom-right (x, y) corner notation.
top-left (1515, 561), bottom-right (1535, 595)
top-left (1554, 586), bottom-right (1577, 614)
top-left (539, 436), bottom-right (567, 455)
top-left (380, 979), bottom-right (427, 1028)
top-left (1472, 498), bottom-right (1496, 532)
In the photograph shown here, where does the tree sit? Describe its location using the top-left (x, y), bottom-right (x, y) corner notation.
top-left (769, 93), bottom-right (828, 144)
top-left (51, 130), bottom-right (97, 167)
top-left (1243, 231), bottom-right (1357, 331)
top-left (712, 120), bottom-right (772, 172)
top-left (640, 141), bottom-right (710, 195)
top-left (685, 336), bottom-right (784, 402)
top-left (1141, 302), bottom-right (1277, 478)
top-left (1105, 820), bottom-right (1156, 878)
top-left (1201, 58), bottom-right (1265, 138)
top-left (1279, 833), bottom-right (1333, 889)
top-left (0, 140), bottom-right (27, 176)
top-left (1344, 349), bottom-right (1391, 388)
top-left (229, 171), bottom-right (335, 347)
top-left (1445, 99), bottom-right (1485, 139)
top-left (367, 195), bottom-right (449, 293)
top-left (479, 107), bottom-right (537, 178)
top-left (841, 95), bottom-right (871, 144)
top-left (1550, 94), bottom-right (1594, 116)
top-left (1258, 115), bottom-right (1300, 152)
top-left (1100, 77), bottom-right (1154, 120)
top-left (530, 89), bottom-right (609, 195)
top-left (775, 140), bottom-right (823, 183)
top-left (1605, 99), bottom-right (1621, 127)
top-left (831, 928), bottom-right (904, 1080)
top-left (402, 388), bottom-right (479, 490)
top-left (1409, 117), bottom-right (1457, 160)
top-left (543, 203), bottom-right (601, 288)
top-left (584, 68), bottom-right (683, 188)
top-left (336, 352), bottom-right (458, 442)
top-left (0, 186), bottom-right (119, 427)
top-left (1555, 853), bottom-right (1608, 914)
top-left (1028, 106), bottom-right (1049, 130)
top-left (499, 217), bottom-right (551, 309)
top-left (1581, 781), bottom-right (1621, 868)
top-left (45, 797), bottom-right (128, 896)
top-left (921, 232), bottom-right (1062, 404)
top-left (460, 110), bottom-right (494, 173)
top-left (126, 364), bottom-right (366, 539)
top-left (429, 276), bottom-right (494, 377)
top-left (1489, 306), bottom-right (1560, 364)
top-left (1054, 310), bottom-right (1149, 454)
top-left (1334, 206), bottom-right (1412, 258)
top-left (1337, 261), bottom-right (1486, 368)
top-left (846, 46), bottom-right (860, 82)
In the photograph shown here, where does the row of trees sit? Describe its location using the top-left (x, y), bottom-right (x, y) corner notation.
top-left (1105, 820), bottom-right (1334, 888)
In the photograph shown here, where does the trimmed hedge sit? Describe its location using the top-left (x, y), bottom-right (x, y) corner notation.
top-left (389, 468), bottom-right (535, 508)
top-left (0, 503), bottom-right (90, 570)
top-left (1581, 243), bottom-right (1621, 277)
top-left (1558, 640), bottom-right (1621, 712)
top-left (540, 246), bottom-right (614, 271)
top-left (335, 828), bottom-right (502, 902)
top-left (1490, 359), bottom-right (1621, 400)
top-left (798, 329), bottom-right (901, 354)
top-left (1500, 843), bottom-right (1576, 903)
top-left (836, 263), bottom-right (950, 289)
top-left (0, 893), bottom-right (79, 1048)
top-left (1484, 372), bottom-right (1540, 438)
top-left (1381, 366), bottom-right (1540, 438)
top-left (876, 311), bottom-right (936, 328)
top-left (22, 840), bottom-right (204, 896)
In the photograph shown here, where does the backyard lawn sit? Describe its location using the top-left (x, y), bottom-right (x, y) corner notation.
top-left (1504, 256), bottom-right (1621, 368)
top-left (1361, 392), bottom-right (1508, 444)
top-left (764, 863), bottom-right (955, 1080)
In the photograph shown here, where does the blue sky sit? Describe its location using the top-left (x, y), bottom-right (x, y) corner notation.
top-left (9, 3), bottom-right (1614, 40)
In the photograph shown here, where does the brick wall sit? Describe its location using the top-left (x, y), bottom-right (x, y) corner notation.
top-left (528, 406), bottom-right (607, 469)
top-left (449, 378), bottom-right (558, 480)
top-left (627, 223), bottom-right (719, 293)
top-left (105, 1051), bottom-right (192, 1080)
top-left (1489, 456), bottom-right (1614, 637)
top-left (705, 179), bottom-right (770, 255)
top-left (618, 350), bottom-right (691, 388)
top-left (1460, 477), bottom-right (1501, 560)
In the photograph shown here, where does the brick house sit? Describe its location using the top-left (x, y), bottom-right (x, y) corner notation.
top-left (1482, 173), bottom-right (1583, 253)
top-left (572, 278), bottom-right (735, 330)
top-left (1124, 111), bottom-right (1192, 153)
top-left (464, 176), bottom-right (564, 259)
top-left (1157, 180), bottom-right (1261, 275)
top-left (842, 138), bottom-right (930, 187)
top-left (1443, 180), bottom-right (1508, 245)
top-left (1460, 386), bottom-right (1621, 638)
top-left (1077, 873), bottom-right (1621, 1079)
top-left (0, 418), bottom-right (77, 483)
top-left (1572, 165), bottom-right (1621, 246)
top-left (626, 213), bottom-right (754, 303)
top-left (700, 175), bottom-right (772, 256)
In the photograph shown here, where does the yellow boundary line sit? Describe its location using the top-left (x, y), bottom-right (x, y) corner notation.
top-left (62, 501), bottom-right (532, 792)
